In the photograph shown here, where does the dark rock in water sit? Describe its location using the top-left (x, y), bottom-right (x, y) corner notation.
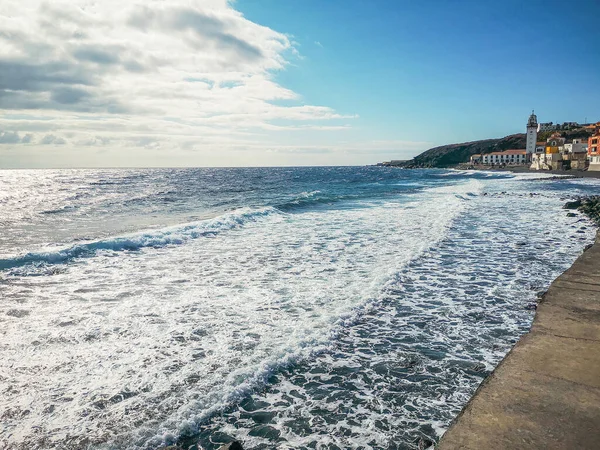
top-left (571, 196), bottom-right (600, 225)
top-left (564, 199), bottom-right (582, 210)
top-left (417, 437), bottom-right (435, 449)
top-left (557, 196), bottom-right (600, 225)
top-left (248, 410), bottom-right (276, 424)
top-left (472, 363), bottom-right (486, 372)
top-left (525, 303), bottom-right (537, 311)
top-left (248, 425), bottom-right (280, 440)
top-left (219, 442), bottom-right (244, 450)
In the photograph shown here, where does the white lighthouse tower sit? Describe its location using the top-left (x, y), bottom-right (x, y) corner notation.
top-left (526, 110), bottom-right (538, 155)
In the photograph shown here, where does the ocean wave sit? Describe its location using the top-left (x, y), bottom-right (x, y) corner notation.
top-left (275, 186), bottom-right (422, 212)
top-left (110, 178), bottom-right (479, 449)
top-left (0, 207), bottom-right (281, 271)
top-left (41, 205), bottom-right (79, 215)
top-left (1, 168), bottom-right (597, 450)
top-left (437, 170), bottom-right (477, 177)
top-left (275, 190), bottom-right (358, 211)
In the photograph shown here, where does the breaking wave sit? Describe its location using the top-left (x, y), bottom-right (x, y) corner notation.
top-left (2, 167), bottom-right (597, 450)
top-left (0, 207), bottom-right (281, 271)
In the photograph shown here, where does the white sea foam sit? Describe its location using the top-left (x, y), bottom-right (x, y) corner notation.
top-left (0, 172), bottom-right (596, 450)
top-left (189, 176), bottom-right (595, 449)
top-left (0, 178), bottom-right (477, 449)
top-left (0, 207), bottom-right (279, 271)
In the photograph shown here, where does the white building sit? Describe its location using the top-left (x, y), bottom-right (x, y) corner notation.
top-left (538, 122), bottom-right (556, 132)
top-left (470, 154), bottom-right (481, 164)
top-left (526, 111), bottom-right (538, 155)
top-left (563, 139), bottom-right (588, 154)
top-left (481, 149), bottom-right (528, 165)
top-left (530, 153), bottom-right (545, 170)
top-left (531, 152), bottom-right (560, 170)
top-left (538, 121), bottom-right (579, 132)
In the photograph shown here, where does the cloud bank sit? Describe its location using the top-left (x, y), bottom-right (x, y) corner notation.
top-left (0, 1), bottom-right (425, 166)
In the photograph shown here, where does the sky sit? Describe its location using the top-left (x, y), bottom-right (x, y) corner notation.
top-left (0, 0), bottom-right (599, 168)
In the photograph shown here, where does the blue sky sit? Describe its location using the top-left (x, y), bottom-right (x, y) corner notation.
top-left (0, 0), bottom-right (599, 167)
top-left (239, 0), bottom-right (600, 143)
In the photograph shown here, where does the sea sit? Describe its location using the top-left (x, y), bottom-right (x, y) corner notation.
top-left (0, 167), bottom-right (598, 450)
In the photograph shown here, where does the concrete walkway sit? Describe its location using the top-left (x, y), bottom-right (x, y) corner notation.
top-left (438, 234), bottom-right (600, 450)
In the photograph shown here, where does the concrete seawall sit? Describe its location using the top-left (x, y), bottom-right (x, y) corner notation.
top-left (438, 232), bottom-right (600, 449)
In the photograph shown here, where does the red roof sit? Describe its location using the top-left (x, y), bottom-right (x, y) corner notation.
top-left (487, 149), bottom-right (527, 155)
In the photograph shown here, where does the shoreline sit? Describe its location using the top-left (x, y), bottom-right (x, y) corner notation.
top-left (456, 165), bottom-right (600, 179)
top-left (437, 220), bottom-right (600, 449)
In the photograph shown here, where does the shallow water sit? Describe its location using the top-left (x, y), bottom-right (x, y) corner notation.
top-left (0, 167), bottom-right (597, 449)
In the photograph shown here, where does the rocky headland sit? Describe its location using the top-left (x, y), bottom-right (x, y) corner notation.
top-left (382, 125), bottom-right (594, 169)
top-left (389, 134), bottom-right (526, 168)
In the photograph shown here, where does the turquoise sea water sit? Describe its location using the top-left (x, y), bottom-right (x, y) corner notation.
top-left (0, 167), bottom-right (597, 449)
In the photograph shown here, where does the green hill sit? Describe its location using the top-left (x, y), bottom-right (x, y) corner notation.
top-left (399, 134), bottom-right (527, 168)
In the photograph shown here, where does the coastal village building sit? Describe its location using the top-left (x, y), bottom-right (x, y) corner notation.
top-left (466, 113), bottom-right (597, 171)
top-left (563, 139), bottom-right (588, 154)
top-left (531, 133), bottom-right (562, 170)
top-left (538, 122), bottom-right (556, 132)
top-left (588, 123), bottom-right (600, 171)
top-left (562, 152), bottom-right (587, 169)
top-left (546, 132), bottom-right (566, 152)
top-left (481, 149), bottom-right (527, 165)
top-left (470, 154), bottom-right (481, 164)
top-left (563, 139), bottom-right (588, 169)
top-left (535, 141), bottom-right (546, 153)
top-left (531, 132), bottom-right (590, 170)
top-left (530, 153), bottom-right (546, 170)
top-left (538, 121), bottom-right (579, 132)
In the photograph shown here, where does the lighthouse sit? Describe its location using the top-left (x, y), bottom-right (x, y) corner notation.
top-left (526, 110), bottom-right (538, 155)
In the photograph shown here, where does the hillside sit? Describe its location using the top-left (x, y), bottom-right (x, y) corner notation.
top-left (399, 134), bottom-right (527, 168)
top-left (537, 127), bottom-right (593, 142)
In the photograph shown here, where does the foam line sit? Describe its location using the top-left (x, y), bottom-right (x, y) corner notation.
top-left (0, 207), bottom-right (280, 270)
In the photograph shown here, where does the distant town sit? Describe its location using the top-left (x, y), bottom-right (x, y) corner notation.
top-left (470, 112), bottom-right (600, 171)
top-left (379, 114), bottom-right (600, 171)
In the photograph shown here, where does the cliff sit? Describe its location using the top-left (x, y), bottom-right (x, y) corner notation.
top-left (400, 134), bottom-right (527, 168)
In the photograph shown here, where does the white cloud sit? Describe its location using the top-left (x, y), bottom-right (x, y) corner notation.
top-left (40, 134), bottom-right (67, 145)
top-left (0, 131), bottom-right (22, 144)
top-left (0, 1), bottom-right (420, 166)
